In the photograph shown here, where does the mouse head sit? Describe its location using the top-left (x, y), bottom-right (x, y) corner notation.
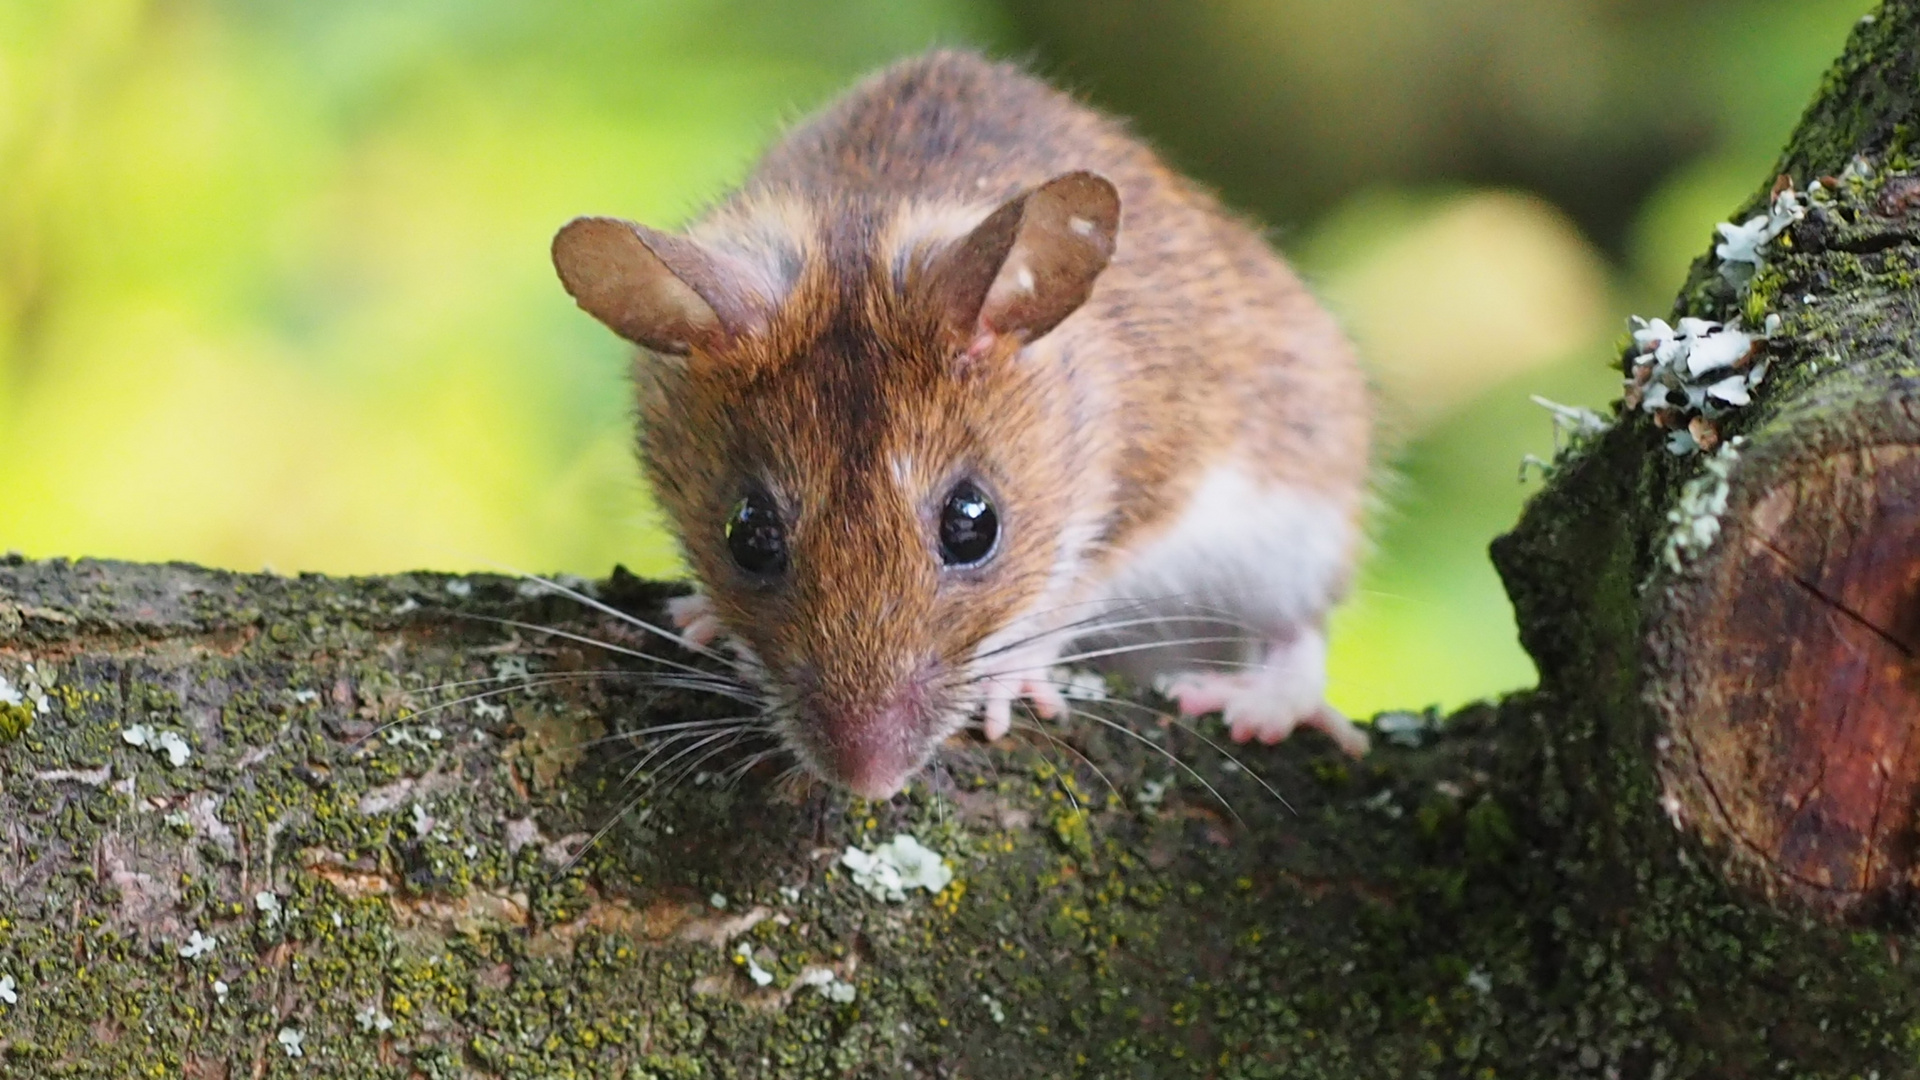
top-left (553, 172), bottom-right (1119, 798)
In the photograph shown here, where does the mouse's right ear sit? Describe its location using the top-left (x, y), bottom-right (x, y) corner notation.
top-left (552, 217), bottom-right (768, 356)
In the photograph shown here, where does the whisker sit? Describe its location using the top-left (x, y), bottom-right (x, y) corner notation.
top-left (627, 726), bottom-right (754, 789)
top-left (719, 747), bottom-right (783, 788)
top-left (346, 673), bottom-right (591, 749)
top-left (511, 571), bottom-right (750, 674)
top-left (621, 722), bottom-right (760, 785)
top-left (972, 636), bottom-right (1256, 683)
top-left (1062, 704), bottom-right (1245, 825)
top-left (552, 786), bottom-right (653, 879)
top-left (1090, 696), bottom-right (1294, 814)
top-left (971, 589), bottom-right (1276, 651)
top-left (969, 612), bottom-right (1264, 665)
top-left (1008, 717), bottom-right (1119, 809)
top-left (460, 615), bottom-right (759, 701)
top-left (653, 731), bottom-right (754, 797)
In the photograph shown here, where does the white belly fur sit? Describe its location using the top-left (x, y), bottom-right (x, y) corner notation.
top-left (1078, 464), bottom-right (1356, 675)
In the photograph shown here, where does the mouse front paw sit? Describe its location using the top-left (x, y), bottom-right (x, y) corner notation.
top-left (978, 672), bottom-right (1070, 742)
top-left (666, 592), bottom-right (724, 649)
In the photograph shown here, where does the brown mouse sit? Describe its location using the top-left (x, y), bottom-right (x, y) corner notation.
top-left (552, 49), bottom-right (1371, 799)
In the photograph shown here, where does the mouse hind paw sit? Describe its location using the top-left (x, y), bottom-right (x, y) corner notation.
top-left (1159, 630), bottom-right (1368, 757)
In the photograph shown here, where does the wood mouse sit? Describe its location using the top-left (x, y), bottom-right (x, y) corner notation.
top-left (552, 49), bottom-right (1372, 799)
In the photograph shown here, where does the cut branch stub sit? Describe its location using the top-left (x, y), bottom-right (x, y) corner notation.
top-left (1650, 391), bottom-right (1920, 918)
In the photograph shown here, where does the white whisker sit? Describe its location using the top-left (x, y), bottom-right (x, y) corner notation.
top-left (511, 571), bottom-right (750, 673)
top-left (1091, 695), bottom-right (1293, 813)
top-left (462, 615), bottom-right (760, 702)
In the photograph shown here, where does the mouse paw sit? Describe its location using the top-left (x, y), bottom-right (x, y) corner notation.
top-left (1159, 629), bottom-right (1367, 757)
top-left (1166, 675), bottom-right (1368, 757)
top-left (978, 672), bottom-right (1070, 742)
top-left (666, 592), bottom-right (723, 649)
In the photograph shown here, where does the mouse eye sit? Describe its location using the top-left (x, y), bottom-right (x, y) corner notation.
top-left (726, 492), bottom-right (788, 577)
top-left (938, 480), bottom-right (999, 567)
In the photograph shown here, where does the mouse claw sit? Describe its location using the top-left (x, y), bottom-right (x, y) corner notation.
top-left (981, 687), bottom-right (1014, 742)
top-left (666, 593), bottom-right (723, 649)
top-left (978, 673), bottom-right (1068, 742)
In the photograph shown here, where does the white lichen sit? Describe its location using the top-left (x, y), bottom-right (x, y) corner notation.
top-left (357, 1005), bottom-right (395, 1032)
top-left (980, 993), bottom-right (1007, 1023)
top-left (178, 930), bottom-right (219, 959)
top-left (1135, 776), bottom-right (1172, 813)
top-left (277, 1027), bottom-right (305, 1058)
top-left (0, 973), bottom-right (17, 1005)
top-left (1662, 439), bottom-right (1744, 572)
top-left (1624, 316), bottom-right (1771, 455)
top-left (1715, 185), bottom-right (1807, 281)
top-left (1371, 710), bottom-right (1434, 748)
top-left (493, 655), bottom-right (531, 683)
top-left (795, 966), bottom-right (858, 1003)
top-left (443, 579), bottom-right (472, 598)
top-left (411, 802), bottom-right (436, 838)
top-left (1520, 396), bottom-right (1614, 480)
top-left (291, 688), bottom-right (320, 704)
top-left (121, 724), bottom-right (192, 768)
top-left (383, 723), bottom-right (444, 749)
top-left (734, 942), bottom-right (775, 987)
top-left (212, 980), bottom-right (229, 1002)
top-left (709, 892), bottom-right (729, 910)
top-left (255, 891), bottom-right (282, 924)
top-left (840, 834), bottom-right (954, 902)
top-left (2, 665), bottom-right (53, 716)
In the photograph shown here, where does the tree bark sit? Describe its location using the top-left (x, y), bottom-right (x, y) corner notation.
top-left (7, 8), bottom-right (1920, 1078)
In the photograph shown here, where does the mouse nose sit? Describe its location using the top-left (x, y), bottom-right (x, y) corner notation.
top-left (825, 712), bottom-right (921, 799)
top-left (813, 694), bottom-right (927, 799)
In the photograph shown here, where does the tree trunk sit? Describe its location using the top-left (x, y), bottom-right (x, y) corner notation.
top-left (7, 7), bottom-right (1920, 1078)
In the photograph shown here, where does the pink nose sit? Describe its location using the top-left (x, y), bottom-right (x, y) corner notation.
top-left (820, 703), bottom-right (923, 799)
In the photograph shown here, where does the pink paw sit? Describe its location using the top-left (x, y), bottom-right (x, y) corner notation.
top-left (1163, 671), bottom-right (1369, 758)
top-left (666, 593), bottom-right (723, 649)
top-left (979, 673), bottom-right (1069, 742)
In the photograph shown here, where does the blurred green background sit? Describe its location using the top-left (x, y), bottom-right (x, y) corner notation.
top-left (0, 0), bottom-right (1872, 715)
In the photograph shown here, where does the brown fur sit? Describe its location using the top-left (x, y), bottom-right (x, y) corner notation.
top-left (562, 50), bottom-right (1370, 793)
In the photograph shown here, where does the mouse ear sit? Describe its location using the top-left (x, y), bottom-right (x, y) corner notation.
top-left (921, 171), bottom-right (1120, 359)
top-left (552, 217), bottom-right (770, 355)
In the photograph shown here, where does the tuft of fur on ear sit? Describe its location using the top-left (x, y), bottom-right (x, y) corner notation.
top-left (552, 217), bottom-right (770, 355)
top-left (920, 171), bottom-right (1120, 358)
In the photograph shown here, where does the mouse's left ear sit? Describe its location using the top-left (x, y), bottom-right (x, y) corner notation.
top-left (921, 171), bottom-right (1120, 361)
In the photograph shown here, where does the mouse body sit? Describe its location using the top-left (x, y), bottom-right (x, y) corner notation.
top-left (553, 50), bottom-right (1371, 798)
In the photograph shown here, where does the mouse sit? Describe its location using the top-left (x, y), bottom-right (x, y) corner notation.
top-left (551, 49), bottom-right (1372, 799)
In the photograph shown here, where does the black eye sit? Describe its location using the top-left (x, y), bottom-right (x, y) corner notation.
top-left (726, 492), bottom-right (788, 577)
top-left (938, 480), bottom-right (999, 567)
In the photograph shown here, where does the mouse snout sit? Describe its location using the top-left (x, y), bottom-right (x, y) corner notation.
top-left (821, 702), bottom-right (925, 799)
top-left (794, 662), bottom-right (942, 798)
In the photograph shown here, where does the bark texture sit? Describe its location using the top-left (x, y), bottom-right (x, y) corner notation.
top-left (5, 6), bottom-right (1920, 1078)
